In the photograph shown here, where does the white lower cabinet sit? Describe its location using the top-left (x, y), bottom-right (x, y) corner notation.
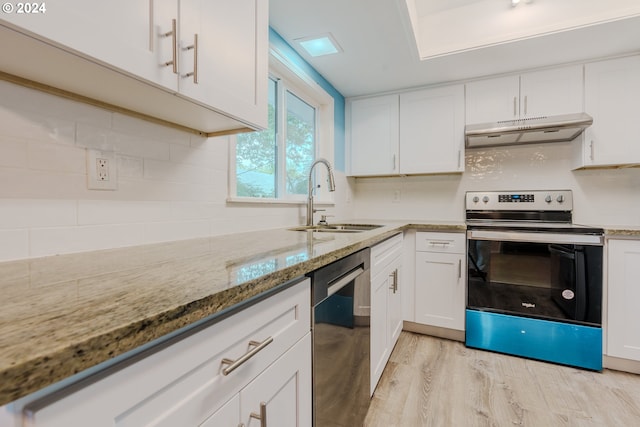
top-left (414, 232), bottom-right (466, 331)
top-left (370, 234), bottom-right (403, 395)
top-left (607, 239), bottom-right (640, 362)
top-left (20, 279), bottom-right (311, 427)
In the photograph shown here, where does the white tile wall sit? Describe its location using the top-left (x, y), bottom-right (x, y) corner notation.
top-left (0, 81), bottom-right (352, 261)
top-left (352, 141), bottom-right (640, 226)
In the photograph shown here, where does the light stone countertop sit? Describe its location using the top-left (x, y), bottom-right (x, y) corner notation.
top-left (0, 220), bottom-right (464, 406)
top-left (604, 227), bottom-right (640, 238)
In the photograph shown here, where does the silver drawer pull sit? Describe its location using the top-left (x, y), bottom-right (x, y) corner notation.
top-left (250, 402), bottom-right (268, 427)
top-left (428, 241), bottom-right (450, 246)
top-left (221, 337), bottom-right (273, 376)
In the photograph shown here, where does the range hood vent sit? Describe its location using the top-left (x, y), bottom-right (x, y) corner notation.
top-left (465, 112), bottom-right (593, 148)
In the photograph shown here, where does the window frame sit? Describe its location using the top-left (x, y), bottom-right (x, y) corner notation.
top-left (228, 48), bottom-right (335, 205)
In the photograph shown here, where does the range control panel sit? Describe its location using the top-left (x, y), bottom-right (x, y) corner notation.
top-left (498, 194), bottom-right (535, 203)
top-left (466, 190), bottom-right (573, 211)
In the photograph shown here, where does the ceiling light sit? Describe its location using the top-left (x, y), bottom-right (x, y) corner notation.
top-left (511, 0), bottom-right (520, 6)
top-left (295, 33), bottom-right (343, 57)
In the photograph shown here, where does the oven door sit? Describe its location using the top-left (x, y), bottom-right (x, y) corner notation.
top-left (467, 229), bottom-right (603, 325)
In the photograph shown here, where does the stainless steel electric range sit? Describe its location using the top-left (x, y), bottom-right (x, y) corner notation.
top-left (465, 190), bottom-right (604, 370)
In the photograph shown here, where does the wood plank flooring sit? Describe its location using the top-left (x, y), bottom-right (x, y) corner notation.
top-left (364, 332), bottom-right (640, 426)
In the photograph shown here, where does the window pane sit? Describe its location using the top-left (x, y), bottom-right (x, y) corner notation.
top-left (236, 78), bottom-right (277, 198)
top-left (285, 91), bottom-right (315, 196)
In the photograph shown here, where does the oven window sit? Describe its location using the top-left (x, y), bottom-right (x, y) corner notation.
top-left (467, 239), bottom-right (600, 324)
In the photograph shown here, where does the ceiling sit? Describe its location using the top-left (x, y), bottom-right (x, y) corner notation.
top-left (269, 0), bottom-right (640, 98)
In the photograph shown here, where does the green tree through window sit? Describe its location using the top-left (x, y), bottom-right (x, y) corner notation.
top-left (236, 78), bottom-right (316, 199)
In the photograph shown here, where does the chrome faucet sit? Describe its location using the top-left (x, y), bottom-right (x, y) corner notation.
top-left (307, 158), bottom-right (336, 226)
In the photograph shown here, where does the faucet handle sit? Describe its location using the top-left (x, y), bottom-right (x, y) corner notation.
top-left (318, 214), bottom-right (334, 226)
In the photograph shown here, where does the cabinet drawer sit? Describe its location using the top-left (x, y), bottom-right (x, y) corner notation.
top-left (416, 232), bottom-right (465, 254)
top-left (371, 233), bottom-right (403, 277)
top-left (25, 279), bottom-right (311, 427)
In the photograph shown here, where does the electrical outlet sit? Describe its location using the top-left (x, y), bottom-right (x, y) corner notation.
top-left (87, 149), bottom-right (117, 190)
top-left (393, 189), bottom-right (401, 203)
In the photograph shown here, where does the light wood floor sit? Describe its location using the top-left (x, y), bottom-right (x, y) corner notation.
top-left (364, 332), bottom-right (640, 426)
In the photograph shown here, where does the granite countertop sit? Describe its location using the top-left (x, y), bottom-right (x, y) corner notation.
top-left (604, 227), bottom-right (640, 238)
top-left (0, 220), bottom-right (464, 406)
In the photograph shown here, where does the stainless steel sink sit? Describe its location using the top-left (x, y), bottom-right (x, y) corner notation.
top-left (288, 223), bottom-right (383, 233)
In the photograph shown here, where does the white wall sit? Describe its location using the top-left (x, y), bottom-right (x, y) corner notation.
top-left (0, 81), bottom-right (352, 261)
top-left (352, 141), bottom-right (640, 227)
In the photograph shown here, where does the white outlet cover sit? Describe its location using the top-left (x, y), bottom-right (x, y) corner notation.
top-left (87, 149), bottom-right (117, 190)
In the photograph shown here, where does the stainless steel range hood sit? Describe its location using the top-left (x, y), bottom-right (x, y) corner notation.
top-left (465, 112), bottom-right (593, 148)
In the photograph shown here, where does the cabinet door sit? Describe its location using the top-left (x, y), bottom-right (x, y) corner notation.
top-left (240, 334), bottom-right (312, 427)
top-left (200, 395), bottom-right (240, 427)
top-left (370, 270), bottom-right (390, 395)
top-left (415, 252), bottom-right (465, 330)
top-left (607, 240), bottom-right (640, 361)
top-left (400, 85), bottom-right (464, 174)
top-left (520, 65), bottom-right (584, 118)
top-left (179, 0), bottom-right (268, 128)
top-left (23, 280), bottom-right (310, 427)
top-left (465, 75), bottom-right (519, 124)
top-left (579, 55), bottom-right (640, 167)
top-left (349, 95), bottom-right (399, 176)
top-left (1, 0), bottom-right (179, 92)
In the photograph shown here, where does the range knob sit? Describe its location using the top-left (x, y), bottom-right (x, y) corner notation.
top-left (482, 196), bottom-right (489, 203)
top-left (557, 195), bottom-right (565, 203)
top-left (545, 195), bottom-right (552, 203)
top-left (472, 196), bottom-right (479, 203)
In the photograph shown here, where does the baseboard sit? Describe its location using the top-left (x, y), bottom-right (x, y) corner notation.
top-left (403, 321), bottom-right (465, 342)
top-left (604, 355), bottom-right (640, 375)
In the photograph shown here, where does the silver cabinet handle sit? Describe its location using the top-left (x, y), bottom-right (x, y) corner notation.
top-left (457, 149), bottom-right (461, 170)
top-left (513, 96), bottom-right (517, 117)
top-left (524, 95), bottom-right (528, 116)
top-left (590, 140), bottom-right (594, 161)
top-left (458, 259), bottom-right (462, 279)
top-left (163, 19), bottom-right (178, 74)
top-left (388, 269), bottom-right (398, 293)
top-left (392, 154), bottom-right (396, 171)
top-left (184, 33), bottom-right (199, 83)
top-left (221, 337), bottom-right (273, 376)
top-left (428, 241), bottom-right (450, 247)
top-left (250, 402), bottom-right (267, 427)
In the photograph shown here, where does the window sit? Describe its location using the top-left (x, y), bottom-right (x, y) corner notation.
top-left (229, 54), bottom-right (334, 203)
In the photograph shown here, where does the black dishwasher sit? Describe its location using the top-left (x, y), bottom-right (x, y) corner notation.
top-left (308, 248), bottom-right (370, 427)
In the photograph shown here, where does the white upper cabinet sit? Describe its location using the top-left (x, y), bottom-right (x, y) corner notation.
top-left (0, 0), bottom-right (268, 134)
top-left (465, 75), bottom-right (520, 124)
top-left (348, 83), bottom-right (464, 177)
top-left (400, 84), bottom-right (465, 174)
top-left (519, 66), bottom-right (584, 118)
top-left (349, 95), bottom-right (400, 176)
top-left (573, 55), bottom-right (640, 168)
top-left (465, 65), bottom-right (584, 124)
top-left (178, 0), bottom-right (267, 127)
top-left (1, 0), bottom-right (179, 91)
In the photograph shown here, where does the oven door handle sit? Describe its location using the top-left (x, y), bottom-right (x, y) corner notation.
top-left (467, 230), bottom-right (603, 246)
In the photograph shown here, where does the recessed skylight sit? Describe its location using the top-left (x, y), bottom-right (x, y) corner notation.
top-left (295, 33), bottom-right (342, 57)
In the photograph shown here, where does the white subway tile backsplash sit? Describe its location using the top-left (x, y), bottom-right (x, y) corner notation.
top-left (143, 220), bottom-right (211, 244)
top-left (30, 224), bottom-right (146, 258)
top-left (0, 167), bottom-right (86, 199)
top-left (112, 113), bottom-right (191, 146)
top-left (0, 81), bottom-right (112, 127)
top-left (76, 123), bottom-right (171, 161)
top-left (0, 137), bottom-right (29, 168)
top-left (144, 158), bottom-right (214, 185)
top-left (0, 107), bottom-right (75, 146)
top-left (0, 200), bottom-right (77, 229)
top-left (28, 141), bottom-right (86, 174)
top-left (116, 155), bottom-right (144, 179)
top-left (0, 229), bottom-right (29, 262)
